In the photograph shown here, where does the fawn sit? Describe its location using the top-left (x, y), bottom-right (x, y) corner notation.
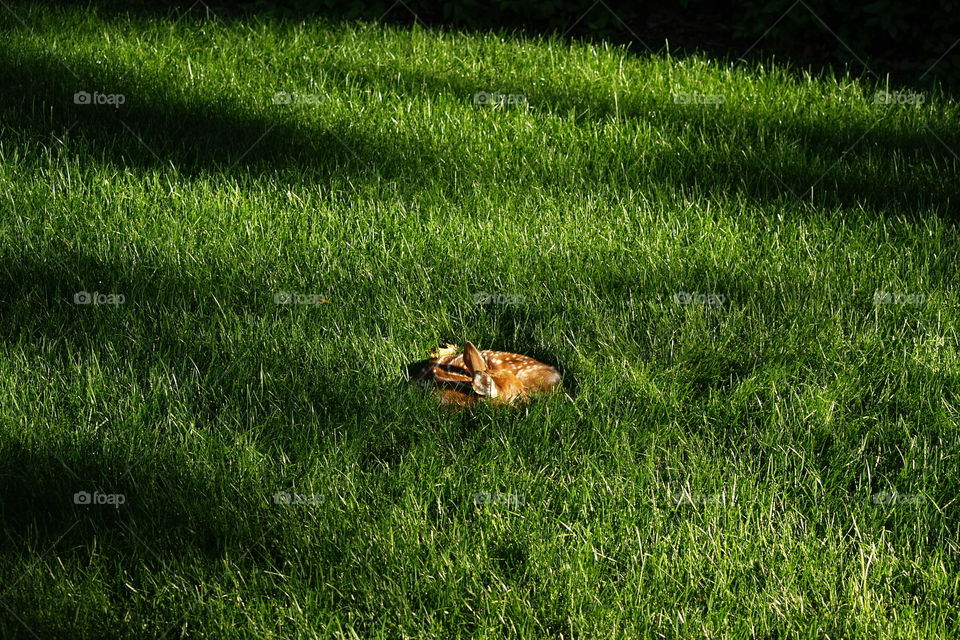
top-left (411, 342), bottom-right (561, 407)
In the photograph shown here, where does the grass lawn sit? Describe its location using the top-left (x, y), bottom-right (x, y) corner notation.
top-left (1, 2), bottom-right (959, 638)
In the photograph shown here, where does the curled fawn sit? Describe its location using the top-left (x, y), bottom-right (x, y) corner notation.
top-left (411, 342), bottom-right (561, 407)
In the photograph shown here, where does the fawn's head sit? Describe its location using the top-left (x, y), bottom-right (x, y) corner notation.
top-left (463, 341), bottom-right (524, 403)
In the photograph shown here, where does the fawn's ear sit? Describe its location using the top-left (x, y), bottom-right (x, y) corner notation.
top-left (463, 341), bottom-right (487, 373)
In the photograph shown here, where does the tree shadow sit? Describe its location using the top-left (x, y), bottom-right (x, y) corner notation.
top-left (309, 56), bottom-right (960, 220)
top-left (3, 23), bottom-right (958, 220)
top-left (0, 43), bottom-right (441, 190)
top-left (0, 247), bottom-right (413, 580)
top-left (24, 0), bottom-right (960, 93)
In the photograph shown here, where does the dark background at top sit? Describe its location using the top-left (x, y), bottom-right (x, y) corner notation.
top-left (34, 0), bottom-right (960, 88)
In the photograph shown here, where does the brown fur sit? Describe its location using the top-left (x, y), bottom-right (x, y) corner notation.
top-left (413, 342), bottom-right (561, 407)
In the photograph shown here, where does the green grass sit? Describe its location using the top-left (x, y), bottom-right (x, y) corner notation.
top-left (1, 3), bottom-right (960, 638)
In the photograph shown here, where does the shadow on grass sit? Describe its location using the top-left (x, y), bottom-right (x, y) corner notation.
top-left (1, 31), bottom-right (958, 220)
top-left (0, 254), bottom-right (441, 633)
top-left (24, 0), bottom-right (960, 93)
top-left (0, 433), bottom-right (383, 637)
top-left (0, 248), bottom-right (418, 579)
top-left (313, 57), bottom-right (960, 219)
top-left (0, 44), bottom-right (439, 187)
top-left (1, 15), bottom-right (959, 634)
